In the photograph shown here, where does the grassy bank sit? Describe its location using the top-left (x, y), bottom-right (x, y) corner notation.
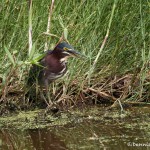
top-left (0, 0), bottom-right (149, 111)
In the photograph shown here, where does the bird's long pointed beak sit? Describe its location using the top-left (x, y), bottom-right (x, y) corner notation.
top-left (67, 49), bottom-right (85, 58)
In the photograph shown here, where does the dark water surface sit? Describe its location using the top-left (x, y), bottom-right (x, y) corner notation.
top-left (0, 107), bottom-right (150, 150)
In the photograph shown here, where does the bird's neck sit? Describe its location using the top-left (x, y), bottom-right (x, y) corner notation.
top-left (60, 56), bottom-right (69, 64)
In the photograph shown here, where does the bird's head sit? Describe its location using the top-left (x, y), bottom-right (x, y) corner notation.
top-left (53, 42), bottom-right (82, 62)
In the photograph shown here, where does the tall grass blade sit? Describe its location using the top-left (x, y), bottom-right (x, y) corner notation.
top-left (4, 46), bottom-right (15, 66)
top-left (44, 0), bottom-right (55, 51)
top-left (29, 42), bottom-right (36, 60)
top-left (28, 0), bottom-right (33, 56)
top-left (63, 28), bottom-right (68, 41)
top-left (87, 0), bottom-right (118, 79)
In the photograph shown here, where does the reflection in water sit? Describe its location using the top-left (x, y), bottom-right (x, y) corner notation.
top-left (56, 119), bottom-right (149, 150)
top-left (29, 129), bottom-right (68, 150)
top-left (0, 129), bottom-right (68, 150)
top-left (0, 129), bottom-right (16, 150)
top-left (0, 107), bottom-right (150, 150)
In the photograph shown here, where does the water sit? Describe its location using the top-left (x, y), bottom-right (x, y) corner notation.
top-left (0, 106), bottom-right (150, 150)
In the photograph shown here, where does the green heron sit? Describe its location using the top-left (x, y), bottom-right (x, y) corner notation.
top-left (27, 42), bottom-right (82, 106)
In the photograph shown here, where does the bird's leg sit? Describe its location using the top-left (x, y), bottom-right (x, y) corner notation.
top-left (46, 86), bottom-right (53, 107)
top-left (40, 90), bottom-right (51, 107)
top-left (35, 82), bottom-right (39, 101)
top-left (45, 81), bottom-right (53, 107)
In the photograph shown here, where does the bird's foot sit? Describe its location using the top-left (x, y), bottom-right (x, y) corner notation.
top-left (40, 91), bottom-right (53, 107)
top-left (44, 102), bottom-right (59, 114)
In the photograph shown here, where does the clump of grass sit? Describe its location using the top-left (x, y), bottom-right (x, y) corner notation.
top-left (0, 0), bottom-right (149, 110)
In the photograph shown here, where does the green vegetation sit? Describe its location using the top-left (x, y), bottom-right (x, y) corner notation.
top-left (0, 0), bottom-right (149, 109)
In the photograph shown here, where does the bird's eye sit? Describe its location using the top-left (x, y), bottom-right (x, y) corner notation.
top-left (63, 47), bottom-right (68, 51)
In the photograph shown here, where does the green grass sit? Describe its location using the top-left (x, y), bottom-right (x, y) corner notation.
top-left (0, 0), bottom-right (149, 104)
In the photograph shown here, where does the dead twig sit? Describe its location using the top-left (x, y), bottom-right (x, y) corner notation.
top-left (88, 88), bottom-right (116, 101)
top-left (44, 0), bottom-right (55, 51)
